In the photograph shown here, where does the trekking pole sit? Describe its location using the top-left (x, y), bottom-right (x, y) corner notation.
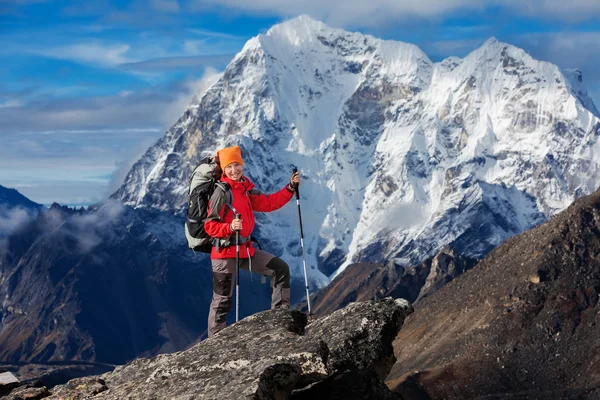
top-left (235, 213), bottom-right (241, 322)
top-left (292, 167), bottom-right (312, 315)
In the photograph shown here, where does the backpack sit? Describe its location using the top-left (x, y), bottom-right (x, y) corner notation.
top-left (184, 156), bottom-right (232, 253)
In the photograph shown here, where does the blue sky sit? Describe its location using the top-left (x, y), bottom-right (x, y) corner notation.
top-left (1, 0), bottom-right (599, 205)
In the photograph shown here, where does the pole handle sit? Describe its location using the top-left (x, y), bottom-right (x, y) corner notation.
top-left (234, 213), bottom-right (242, 230)
top-left (292, 167), bottom-right (300, 200)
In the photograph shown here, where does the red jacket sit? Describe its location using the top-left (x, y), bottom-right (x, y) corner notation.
top-left (204, 175), bottom-right (295, 259)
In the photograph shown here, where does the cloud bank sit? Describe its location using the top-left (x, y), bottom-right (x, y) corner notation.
top-left (195, 0), bottom-right (600, 27)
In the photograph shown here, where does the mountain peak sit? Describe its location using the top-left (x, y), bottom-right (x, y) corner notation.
top-left (263, 14), bottom-right (342, 47)
top-left (0, 185), bottom-right (43, 210)
top-left (482, 36), bottom-right (500, 47)
top-left (468, 36), bottom-right (528, 62)
top-left (268, 14), bottom-right (328, 34)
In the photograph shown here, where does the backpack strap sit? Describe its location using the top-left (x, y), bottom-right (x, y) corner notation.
top-left (213, 181), bottom-right (234, 217)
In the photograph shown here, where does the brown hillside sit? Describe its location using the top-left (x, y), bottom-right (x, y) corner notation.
top-left (301, 248), bottom-right (475, 318)
top-left (387, 188), bottom-right (600, 398)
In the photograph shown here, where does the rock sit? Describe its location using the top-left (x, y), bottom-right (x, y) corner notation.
top-left (416, 246), bottom-right (475, 301)
top-left (1, 385), bottom-right (50, 400)
top-left (0, 373), bottom-right (19, 386)
top-left (0, 372), bottom-right (20, 398)
top-left (46, 298), bottom-right (412, 399)
top-left (47, 377), bottom-right (107, 399)
top-left (290, 369), bottom-right (402, 400)
top-left (306, 298), bottom-right (413, 379)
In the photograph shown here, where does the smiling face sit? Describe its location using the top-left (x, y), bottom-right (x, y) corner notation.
top-left (224, 162), bottom-right (244, 181)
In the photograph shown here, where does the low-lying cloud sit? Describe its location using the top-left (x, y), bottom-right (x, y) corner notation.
top-left (68, 199), bottom-right (126, 253)
top-left (0, 206), bottom-right (37, 237)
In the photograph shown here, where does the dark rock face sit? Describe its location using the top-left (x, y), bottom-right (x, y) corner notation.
top-left (38, 298), bottom-right (412, 400)
top-left (301, 248), bottom-right (475, 318)
top-left (0, 186), bottom-right (42, 211)
top-left (387, 187), bottom-right (600, 398)
top-left (291, 369), bottom-right (402, 400)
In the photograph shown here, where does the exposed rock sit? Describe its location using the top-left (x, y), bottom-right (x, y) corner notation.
top-left (1, 385), bottom-right (50, 400)
top-left (0, 363), bottom-right (115, 394)
top-left (300, 248), bottom-right (475, 318)
top-left (290, 369), bottom-right (402, 400)
top-left (306, 300), bottom-right (410, 379)
top-left (416, 246), bottom-right (475, 301)
top-left (387, 188), bottom-right (600, 398)
top-left (0, 372), bottom-right (19, 397)
top-left (45, 298), bottom-right (412, 399)
top-left (46, 377), bottom-right (107, 399)
top-left (0, 372), bottom-right (18, 386)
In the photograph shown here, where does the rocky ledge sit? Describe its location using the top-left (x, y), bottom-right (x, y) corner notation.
top-left (3, 298), bottom-right (412, 400)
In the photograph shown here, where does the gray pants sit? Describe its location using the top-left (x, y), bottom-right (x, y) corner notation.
top-left (208, 249), bottom-right (290, 337)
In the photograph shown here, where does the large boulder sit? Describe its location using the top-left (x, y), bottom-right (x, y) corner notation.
top-left (42, 298), bottom-right (412, 399)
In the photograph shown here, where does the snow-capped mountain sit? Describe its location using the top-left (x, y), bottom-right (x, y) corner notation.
top-left (113, 15), bottom-right (600, 283)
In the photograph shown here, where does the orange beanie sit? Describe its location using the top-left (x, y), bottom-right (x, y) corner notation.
top-left (217, 145), bottom-right (244, 168)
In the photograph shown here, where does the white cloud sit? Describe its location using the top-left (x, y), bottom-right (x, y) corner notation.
top-left (501, 0), bottom-right (600, 22)
top-left (188, 28), bottom-right (247, 40)
top-left (34, 43), bottom-right (136, 67)
top-left (0, 70), bottom-right (224, 205)
top-left (0, 99), bottom-right (24, 108)
top-left (119, 54), bottom-right (234, 72)
top-left (161, 68), bottom-right (222, 127)
top-left (70, 199), bottom-right (125, 252)
top-left (105, 136), bottom-right (160, 196)
top-left (0, 206), bottom-right (36, 237)
top-left (104, 69), bottom-right (222, 196)
top-left (195, 0), bottom-right (600, 26)
top-left (183, 39), bottom-right (208, 55)
top-left (0, 91), bottom-right (167, 132)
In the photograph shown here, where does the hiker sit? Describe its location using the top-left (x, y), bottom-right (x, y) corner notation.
top-left (204, 145), bottom-right (300, 337)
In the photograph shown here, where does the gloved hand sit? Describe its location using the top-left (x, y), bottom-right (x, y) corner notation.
top-left (289, 171), bottom-right (300, 192)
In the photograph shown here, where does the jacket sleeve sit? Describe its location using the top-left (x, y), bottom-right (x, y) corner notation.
top-left (204, 188), bottom-right (233, 239)
top-left (249, 185), bottom-right (294, 212)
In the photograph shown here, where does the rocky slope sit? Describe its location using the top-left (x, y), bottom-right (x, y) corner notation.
top-left (387, 187), bottom-right (600, 398)
top-left (300, 246), bottom-right (476, 317)
top-left (113, 15), bottom-right (600, 284)
top-left (1, 298), bottom-right (413, 400)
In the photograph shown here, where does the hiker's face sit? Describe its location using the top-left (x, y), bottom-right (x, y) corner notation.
top-left (224, 162), bottom-right (243, 181)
